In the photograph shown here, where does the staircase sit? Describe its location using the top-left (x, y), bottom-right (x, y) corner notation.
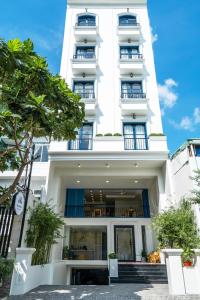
top-left (110, 263), bottom-right (168, 284)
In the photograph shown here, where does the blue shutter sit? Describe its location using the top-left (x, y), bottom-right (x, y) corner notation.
top-left (65, 189), bottom-right (84, 217)
top-left (142, 189), bottom-right (150, 218)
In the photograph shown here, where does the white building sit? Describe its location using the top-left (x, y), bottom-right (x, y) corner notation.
top-left (1, 0), bottom-right (172, 285)
top-left (171, 139), bottom-right (200, 229)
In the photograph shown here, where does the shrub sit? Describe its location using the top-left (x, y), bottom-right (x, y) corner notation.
top-left (0, 257), bottom-right (14, 284)
top-left (108, 252), bottom-right (117, 259)
top-left (104, 133), bottom-right (113, 136)
top-left (113, 133), bottom-right (122, 136)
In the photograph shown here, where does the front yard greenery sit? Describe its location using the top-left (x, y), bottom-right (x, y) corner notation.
top-left (0, 38), bottom-right (85, 205)
top-left (26, 202), bottom-right (64, 265)
top-left (153, 200), bottom-right (200, 253)
top-left (0, 257), bottom-right (14, 285)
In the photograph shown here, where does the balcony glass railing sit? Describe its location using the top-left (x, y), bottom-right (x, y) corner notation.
top-left (121, 92), bottom-right (146, 99)
top-left (73, 54), bottom-right (96, 60)
top-left (124, 137), bottom-right (148, 150)
top-left (119, 21), bottom-right (139, 26)
top-left (120, 53), bottom-right (143, 60)
top-left (68, 138), bottom-right (93, 150)
top-left (65, 204), bottom-right (145, 218)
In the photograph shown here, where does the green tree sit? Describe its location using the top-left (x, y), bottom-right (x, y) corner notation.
top-left (152, 200), bottom-right (200, 249)
top-left (0, 38), bottom-right (85, 204)
top-left (26, 202), bottom-right (64, 265)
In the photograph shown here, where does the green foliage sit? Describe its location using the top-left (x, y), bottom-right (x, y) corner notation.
top-left (0, 38), bottom-right (85, 204)
top-left (108, 252), bottom-right (117, 259)
top-left (0, 257), bottom-right (14, 283)
top-left (104, 133), bottom-right (113, 136)
top-left (182, 248), bottom-right (195, 263)
top-left (26, 203), bottom-right (64, 265)
top-left (113, 133), bottom-right (122, 136)
top-left (149, 133), bottom-right (165, 137)
top-left (96, 134), bottom-right (103, 137)
top-left (152, 200), bottom-right (200, 250)
top-left (190, 170), bottom-right (200, 204)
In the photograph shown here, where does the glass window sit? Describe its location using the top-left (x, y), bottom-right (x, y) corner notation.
top-left (120, 46), bottom-right (139, 59)
top-left (75, 46), bottom-right (95, 59)
top-left (119, 15), bottom-right (137, 26)
top-left (195, 145), bottom-right (200, 156)
top-left (73, 81), bottom-right (95, 99)
top-left (78, 15), bottom-right (96, 26)
top-left (121, 81), bottom-right (143, 98)
top-left (124, 123), bottom-right (148, 150)
top-left (69, 123), bottom-right (93, 150)
top-left (34, 144), bottom-right (49, 162)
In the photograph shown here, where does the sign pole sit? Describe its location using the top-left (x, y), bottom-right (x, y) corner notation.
top-left (18, 144), bottom-right (35, 247)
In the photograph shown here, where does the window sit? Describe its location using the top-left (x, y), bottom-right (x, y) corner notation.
top-left (123, 123), bottom-right (148, 150)
top-left (34, 144), bottom-right (49, 162)
top-left (77, 15), bottom-right (96, 26)
top-left (119, 15), bottom-right (137, 26)
top-left (68, 123), bottom-right (93, 150)
top-left (120, 46), bottom-right (140, 59)
top-left (75, 46), bottom-right (95, 59)
top-left (121, 81), bottom-right (145, 99)
top-left (195, 145), bottom-right (200, 156)
top-left (73, 81), bottom-right (95, 99)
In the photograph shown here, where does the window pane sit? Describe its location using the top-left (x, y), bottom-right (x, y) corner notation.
top-left (195, 146), bottom-right (200, 156)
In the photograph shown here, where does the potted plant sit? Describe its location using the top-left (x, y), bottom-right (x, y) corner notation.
top-left (108, 252), bottom-right (118, 278)
top-left (113, 133), bottom-right (122, 137)
top-left (63, 246), bottom-right (74, 260)
top-left (147, 250), bottom-right (160, 263)
top-left (182, 248), bottom-right (195, 267)
top-left (141, 250), bottom-right (147, 262)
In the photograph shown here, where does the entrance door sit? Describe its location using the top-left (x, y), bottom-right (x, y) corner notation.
top-left (114, 226), bottom-right (135, 261)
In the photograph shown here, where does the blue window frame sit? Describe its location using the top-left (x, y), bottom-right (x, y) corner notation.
top-left (77, 15), bottom-right (96, 26)
top-left (195, 145), bottom-right (200, 156)
top-left (123, 123), bottom-right (148, 150)
top-left (120, 46), bottom-right (140, 59)
top-left (69, 123), bottom-right (93, 150)
top-left (73, 81), bottom-right (95, 99)
top-left (121, 81), bottom-right (145, 99)
top-left (75, 46), bottom-right (95, 59)
top-left (119, 15), bottom-right (137, 26)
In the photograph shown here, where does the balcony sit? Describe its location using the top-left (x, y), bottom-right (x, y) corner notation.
top-left (120, 97), bottom-right (148, 116)
top-left (75, 91), bottom-right (97, 114)
top-left (68, 138), bottom-right (93, 150)
top-left (121, 92), bottom-right (146, 100)
top-left (124, 137), bottom-right (148, 150)
top-left (74, 23), bottom-right (98, 42)
top-left (117, 23), bottom-right (141, 42)
top-left (119, 54), bottom-right (144, 75)
top-left (71, 54), bottom-right (97, 75)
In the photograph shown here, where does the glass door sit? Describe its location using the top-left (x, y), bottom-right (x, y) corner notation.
top-left (114, 226), bottom-right (135, 261)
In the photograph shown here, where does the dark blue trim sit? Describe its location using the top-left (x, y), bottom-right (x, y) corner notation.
top-left (68, 123), bottom-right (93, 150)
top-left (195, 145), bottom-right (200, 157)
top-left (142, 189), bottom-right (150, 218)
top-left (65, 189), bottom-right (85, 217)
top-left (119, 15), bottom-right (137, 26)
top-left (123, 123), bottom-right (148, 150)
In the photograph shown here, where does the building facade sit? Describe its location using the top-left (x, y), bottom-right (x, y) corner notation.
top-left (45, 0), bottom-right (172, 284)
top-left (0, 0), bottom-right (173, 285)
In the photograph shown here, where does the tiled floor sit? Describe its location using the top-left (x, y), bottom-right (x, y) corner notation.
top-left (9, 284), bottom-right (200, 300)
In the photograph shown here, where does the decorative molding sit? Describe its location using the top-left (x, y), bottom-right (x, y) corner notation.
top-left (68, 0), bottom-right (146, 5)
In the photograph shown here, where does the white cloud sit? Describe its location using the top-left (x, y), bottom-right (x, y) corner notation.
top-left (194, 107), bottom-right (200, 124)
top-left (158, 78), bottom-right (178, 112)
top-left (170, 107), bottom-right (200, 132)
top-left (150, 27), bottom-right (158, 44)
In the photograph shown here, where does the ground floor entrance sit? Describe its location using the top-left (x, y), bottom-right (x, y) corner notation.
top-left (114, 226), bottom-right (135, 261)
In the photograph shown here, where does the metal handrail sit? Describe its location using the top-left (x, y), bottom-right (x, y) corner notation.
top-left (120, 53), bottom-right (143, 59)
top-left (76, 22), bottom-right (96, 27)
top-left (65, 204), bottom-right (146, 218)
top-left (74, 91), bottom-right (95, 99)
top-left (124, 137), bottom-right (148, 150)
top-left (121, 92), bottom-right (146, 99)
top-left (68, 138), bottom-right (93, 150)
top-left (73, 54), bottom-right (96, 60)
top-left (118, 22), bottom-right (139, 27)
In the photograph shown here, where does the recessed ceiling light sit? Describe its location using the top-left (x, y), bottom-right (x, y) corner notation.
top-left (134, 180), bottom-right (139, 184)
top-left (78, 164), bottom-right (81, 168)
top-left (106, 180), bottom-right (110, 183)
top-left (105, 163), bottom-right (110, 168)
top-left (76, 180), bottom-right (80, 183)
top-left (134, 163), bottom-right (139, 168)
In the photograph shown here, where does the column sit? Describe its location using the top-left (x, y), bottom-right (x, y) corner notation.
top-left (134, 225), bottom-right (143, 261)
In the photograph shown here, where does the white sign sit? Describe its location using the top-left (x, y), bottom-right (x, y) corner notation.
top-left (14, 192), bottom-right (25, 215)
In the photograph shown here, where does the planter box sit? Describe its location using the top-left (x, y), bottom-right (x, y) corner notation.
top-left (109, 259), bottom-right (118, 278)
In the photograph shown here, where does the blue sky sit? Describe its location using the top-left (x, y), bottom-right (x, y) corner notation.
top-left (0, 0), bottom-right (200, 154)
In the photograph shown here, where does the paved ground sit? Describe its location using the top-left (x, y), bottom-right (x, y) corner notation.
top-left (9, 284), bottom-right (200, 300)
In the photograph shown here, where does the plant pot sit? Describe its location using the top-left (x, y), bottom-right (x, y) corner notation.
top-left (183, 261), bottom-right (193, 267)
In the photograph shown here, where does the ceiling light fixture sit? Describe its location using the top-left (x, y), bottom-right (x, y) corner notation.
top-left (134, 163), bottom-right (139, 168)
top-left (106, 180), bottom-right (110, 183)
top-left (134, 180), bottom-right (139, 184)
top-left (105, 163), bottom-right (110, 168)
top-left (78, 164), bottom-right (81, 168)
top-left (76, 180), bottom-right (80, 183)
